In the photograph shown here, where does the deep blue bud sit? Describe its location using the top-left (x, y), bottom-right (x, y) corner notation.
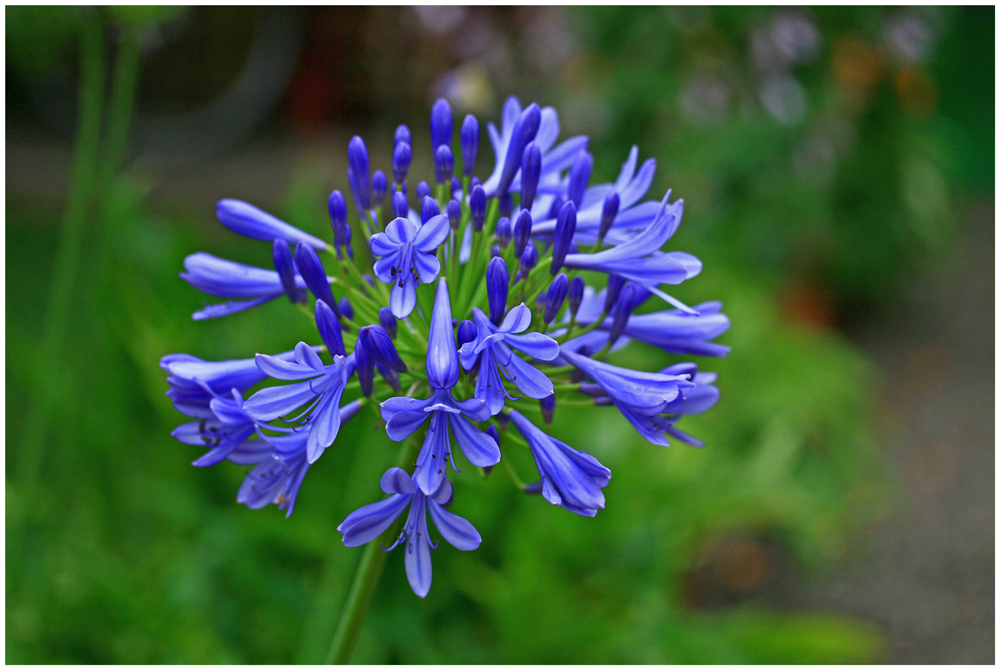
top-left (272, 239), bottom-right (303, 303)
top-left (470, 184), bottom-right (486, 232)
top-left (520, 142), bottom-right (542, 212)
top-left (376, 362), bottom-right (402, 393)
top-left (359, 325), bottom-right (407, 373)
top-left (294, 242), bottom-right (339, 317)
top-left (394, 124), bottom-right (411, 148)
top-left (568, 276), bottom-right (585, 318)
top-left (567, 151), bottom-right (593, 209)
top-left (608, 284), bottom-right (637, 347)
top-left (487, 257), bottom-right (509, 325)
top-left (451, 177), bottom-right (461, 197)
top-left (460, 114), bottom-right (478, 176)
top-left (598, 191), bottom-right (620, 243)
top-left (497, 103), bottom-right (541, 198)
top-left (447, 199), bottom-right (461, 231)
top-left (315, 299), bottom-right (346, 357)
top-left (338, 297), bottom-right (353, 321)
top-left (328, 190), bottom-right (348, 247)
top-left (392, 141), bottom-right (412, 184)
top-left (548, 195), bottom-right (565, 220)
top-left (499, 193), bottom-right (513, 218)
top-left (372, 170), bottom-right (387, 207)
top-left (435, 145), bottom-right (454, 184)
top-left (347, 136), bottom-right (370, 211)
top-left (378, 306), bottom-right (397, 339)
top-left (416, 181), bottom-right (431, 203)
top-left (544, 273), bottom-right (569, 324)
top-left (430, 98), bottom-right (453, 151)
top-left (603, 275), bottom-right (625, 314)
top-left (355, 334), bottom-right (375, 397)
top-left (551, 201), bottom-right (577, 274)
top-left (469, 176), bottom-right (482, 191)
top-left (421, 196), bottom-right (440, 224)
top-left (490, 244), bottom-right (501, 258)
top-left (536, 288), bottom-right (548, 306)
top-left (495, 216), bottom-right (512, 249)
top-left (457, 319), bottom-right (477, 349)
top-left (391, 191), bottom-right (408, 219)
top-left (514, 210), bottom-right (533, 260)
top-left (540, 393), bottom-right (555, 425)
top-left (520, 242), bottom-right (538, 274)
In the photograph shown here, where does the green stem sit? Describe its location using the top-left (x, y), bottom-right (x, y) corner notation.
top-left (18, 11), bottom-right (106, 486)
top-left (325, 435), bottom-right (423, 664)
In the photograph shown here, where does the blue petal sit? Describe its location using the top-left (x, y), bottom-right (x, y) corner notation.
top-left (404, 497), bottom-right (433, 598)
top-left (339, 494), bottom-right (411, 546)
top-left (448, 414), bottom-right (501, 467)
top-left (242, 380), bottom-right (319, 421)
top-left (414, 214), bottom-right (450, 252)
top-left (428, 500), bottom-right (481, 551)
top-left (504, 332), bottom-right (560, 361)
top-left (380, 468), bottom-right (417, 495)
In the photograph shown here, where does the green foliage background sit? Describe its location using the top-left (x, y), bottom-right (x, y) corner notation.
top-left (6, 5), bottom-right (992, 664)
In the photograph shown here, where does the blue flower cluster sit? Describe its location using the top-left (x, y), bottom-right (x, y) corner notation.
top-left (161, 97), bottom-right (730, 597)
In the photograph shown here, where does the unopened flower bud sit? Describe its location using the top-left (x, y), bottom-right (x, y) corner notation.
top-left (513, 209), bottom-right (532, 259)
top-left (391, 191), bottom-right (408, 219)
top-left (315, 299), bottom-right (346, 357)
top-left (567, 151), bottom-right (593, 209)
top-left (544, 273), bottom-right (569, 324)
top-left (495, 216), bottom-right (512, 249)
top-left (461, 114), bottom-right (478, 176)
top-left (447, 199), bottom-right (461, 230)
top-left (487, 257), bottom-right (509, 325)
top-left (392, 141), bottom-right (411, 184)
top-left (435, 145), bottom-right (454, 183)
top-left (603, 275), bottom-right (625, 314)
top-left (520, 142), bottom-right (542, 212)
top-left (378, 306), bottom-right (397, 339)
top-left (421, 196), bottom-right (440, 224)
top-left (551, 201), bottom-right (577, 274)
top-left (598, 192), bottom-right (620, 243)
top-left (568, 276), bottom-right (585, 319)
top-left (470, 185), bottom-right (486, 232)
top-left (371, 170), bottom-right (387, 208)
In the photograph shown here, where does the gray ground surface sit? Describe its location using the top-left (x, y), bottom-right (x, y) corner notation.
top-left (804, 200), bottom-right (995, 663)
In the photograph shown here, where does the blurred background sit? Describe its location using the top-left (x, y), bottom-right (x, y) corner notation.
top-left (6, 5), bottom-right (994, 663)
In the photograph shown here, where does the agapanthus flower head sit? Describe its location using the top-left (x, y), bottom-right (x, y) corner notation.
top-left (165, 94), bottom-right (729, 600)
top-left (509, 409), bottom-right (611, 517)
top-left (370, 215), bottom-right (450, 317)
top-left (338, 469), bottom-right (480, 597)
